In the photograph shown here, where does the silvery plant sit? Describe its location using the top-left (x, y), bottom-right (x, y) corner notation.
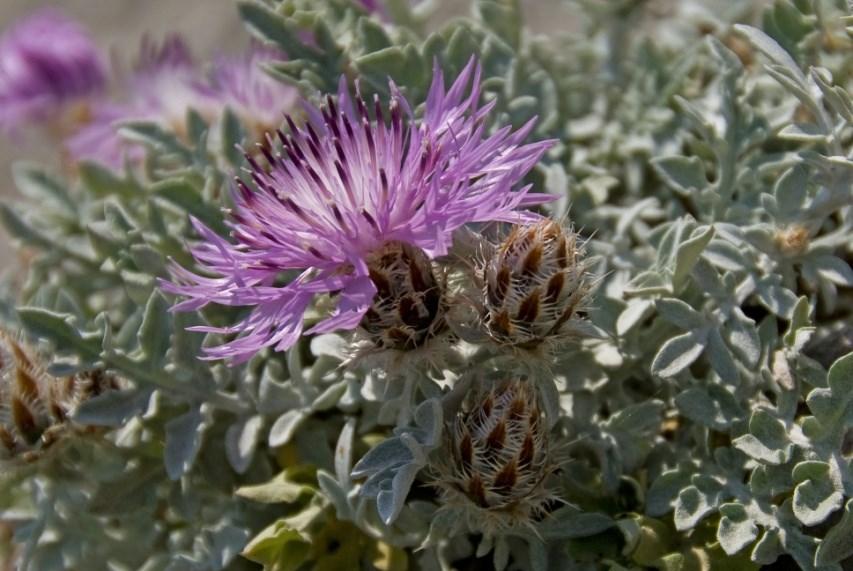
top-left (0, 0), bottom-right (850, 569)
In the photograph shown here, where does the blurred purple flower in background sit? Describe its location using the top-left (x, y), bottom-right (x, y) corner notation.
top-left (162, 58), bottom-right (554, 363)
top-left (66, 35), bottom-right (215, 168)
top-left (0, 8), bottom-right (106, 134)
top-left (67, 38), bottom-right (296, 169)
top-left (208, 44), bottom-right (298, 141)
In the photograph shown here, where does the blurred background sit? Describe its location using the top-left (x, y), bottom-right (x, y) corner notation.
top-left (0, 0), bottom-right (572, 269)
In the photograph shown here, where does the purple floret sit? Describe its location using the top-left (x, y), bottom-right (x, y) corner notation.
top-left (0, 8), bottom-right (105, 132)
top-left (162, 58), bottom-right (554, 363)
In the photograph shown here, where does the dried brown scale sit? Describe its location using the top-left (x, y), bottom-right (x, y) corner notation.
top-left (0, 331), bottom-right (120, 461)
top-left (480, 220), bottom-right (591, 351)
top-left (358, 241), bottom-right (448, 352)
top-left (433, 379), bottom-right (558, 534)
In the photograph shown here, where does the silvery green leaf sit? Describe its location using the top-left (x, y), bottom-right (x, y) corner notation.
top-left (725, 307), bottom-right (761, 367)
top-left (311, 381), bottom-right (347, 412)
top-left (815, 499), bottom-right (853, 565)
top-left (707, 328), bottom-right (739, 384)
top-left (335, 418), bottom-right (356, 486)
top-left (650, 156), bottom-right (707, 195)
top-left (0, 203), bottom-right (56, 251)
top-left (673, 478), bottom-right (723, 531)
top-left (225, 415), bottom-right (264, 474)
top-left (17, 307), bottom-right (101, 362)
top-left (151, 178), bottom-right (227, 235)
top-left (310, 333), bottom-right (347, 359)
top-left (778, 123), bottom-right (827, 142)
top-left (493, 535), bottom-right (509, 571)
top-left (11, 163), bottom-right (76, 217)
top-left (732, 409), bottom-right (792, 465)
top-left (119, 121), bottom-right (192, 160)
top-left (811, 255), bottom-right (853, 286)
top-left (165, 406), bottom-right (209, 480)
top-left (733, 24), bottom-right (806, 84)
top-left (220, 108), bottom-right (245, 167)
top-left (804, 353), bottom-right (853, 440)
top-left (810, 67), bottom-right (853, 122)
top-left (352, 437), bottom-right (412, 479)
top-left (207, 523), bottom-right (250, 569)
top-left (235, 470), bottom-right (312, 504)
top-left (377, 461), bottom-right (420, 524)
top-left (77, 161), bottom-right (140, 199)
top-left (773, 165), bottom-right (808, 219)
top-left (268, 409), bottom-right (309, 447)
top-left (675, 385), bottom-right (743, 430)
top-left (138, 291), bottom-right (171, 368)
top-left (528, 537), bottom-right (548, 571)
top-left (751, 528), bottom-right (784, 565)
top-left (651, 329), bottom-right (709, 378)
top-left (655, 298), bottom-right (705, 330)
top-left (791, 461), bottom-right (843, 526)
top-left (624, 270), bottom-right (670, 296)
top-left (646, 468), bottom-right (693, 517)
top-left (703, 239), bottom-right (749, 272)
top-left (539, 507), bottom-right (614, 539)
top-left (476, 0), bottom-right (522, 49)
top-left (755, 277), bottom-right (799, 317)
top-left (413, 398), bottom-right (442, 445)
top-left (674, 225), bottom-right (715, 289)
top-left (73, 388), bottom-right (153, 427)
top-left (317, 470), bottom-right (352, 521)
top-left (717, 503), bottom-right (758, 555)
top-left (616, 299), bottom-right (654, 336)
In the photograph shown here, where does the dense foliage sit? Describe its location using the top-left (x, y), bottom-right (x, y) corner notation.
top-left (0, 0), bottom-right (850, 570)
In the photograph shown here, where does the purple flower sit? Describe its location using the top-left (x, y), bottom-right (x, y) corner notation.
top-left (162, 58), bottom-right (553, 363)
top-left (66, 35), bottom-right (215, 168)
top-left (208, 45), bottom-right (298, 140)
top-left (0, 8), bottom-right (105, 132)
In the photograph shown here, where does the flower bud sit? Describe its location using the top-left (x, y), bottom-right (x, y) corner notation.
top-left (359, 241), bottom-right (448, 351)
top-left (0, 331), bottom-right (118, 461)
top-left (434, 379), bottom-right (557, 534)
top-left (481, 220), bottom-right (589, 350)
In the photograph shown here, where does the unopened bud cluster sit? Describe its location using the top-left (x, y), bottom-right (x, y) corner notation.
top-left (434, 379), bottom-right (557, 534)
top-left (355, 220), bottom-right (590, 362)
top-left (0, 331), bottom-right (118, 461)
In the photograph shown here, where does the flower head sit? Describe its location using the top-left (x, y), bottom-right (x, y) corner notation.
top-left (0, 8), bottom-right (105, 133)
top-left (458, 219), bottom-right (591, 354)
top-left (432, 378), bottom-right (558, 535)
top-left (163, 58), bottom-right (554, 363)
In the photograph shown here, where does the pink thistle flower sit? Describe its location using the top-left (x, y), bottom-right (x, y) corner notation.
top-left (0, 9), bottom-right (105, 133)
top-left (162, 58), bottom-right (554, 363)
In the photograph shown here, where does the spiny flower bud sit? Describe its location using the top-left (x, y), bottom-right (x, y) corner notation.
top-left (0, 331), bottom-right (118, 461)
top-left (359, 241), bottom-right (448, 352)
top-left (434, 379), bottom-right (557, 534)
top-left (481, 220), bottom-right (590, 351)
